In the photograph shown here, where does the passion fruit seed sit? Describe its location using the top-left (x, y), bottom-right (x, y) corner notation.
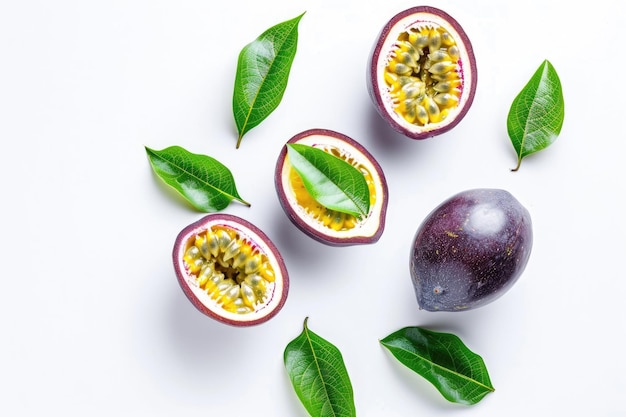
top-left (182, 226), bottom-right (275, 314)
top-left (287, 144), bottom-right (377, 232)
top-left (385, 25), bottom-right (462, 126)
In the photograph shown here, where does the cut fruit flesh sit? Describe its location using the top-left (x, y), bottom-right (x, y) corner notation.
top-left (276, 129), bottom-right (388, 246)
top-left (384, 25), bottom-right (462, 126)
top-left (182, 226), bottom-right (275, 314)
top-left (368, 6), bottom-right (477, 139)
top-left (173, 214), bottom-right (288, 326)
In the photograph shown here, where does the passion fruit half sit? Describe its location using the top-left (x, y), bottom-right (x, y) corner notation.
top-left (367, 6), bottom-right (477, 139)
top-left (275, 128), bottom-right (388, 246)
top-left (173, 214), bottom-right (289, 326)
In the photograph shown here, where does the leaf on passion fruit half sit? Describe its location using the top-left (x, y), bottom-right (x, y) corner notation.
top-left (286, 143), bottom-right (370, 220)
top-left (380, 326), bottom-right (495, 405)
top-left (145, 146), bottom-right (250, 212)
top-left (275, 129), bottom-right (388, 246)
top-left (232, 12), bottom-right (304, 148)
top-left (284, 317), bottom-right (356, 417)
top-left (507, 59), bottom-right (565, 171)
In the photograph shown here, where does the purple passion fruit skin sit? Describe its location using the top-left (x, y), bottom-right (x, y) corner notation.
top-left (410, 189), bottom-right (532, 311)
top-left (275, 128), bottom-right (388, 246)
top-left (367, 6), bottom-right (477, 140)
top-left (173, 214), bottom-right (289, 326)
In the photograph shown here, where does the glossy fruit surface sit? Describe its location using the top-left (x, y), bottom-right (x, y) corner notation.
top-left (275, 128), bottom-right (388, 246)
top-left (367, 6), bottom-right (477, 139)
top-left (173, 214), bottom-right (288, 326)
top-left (410, 189), bottom-right (532, 311)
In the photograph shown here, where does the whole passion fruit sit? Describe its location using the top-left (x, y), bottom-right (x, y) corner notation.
top-left (367, 6), bottom-right (477, 139)
top-left (410, 189), bottom-right (532, 311)
top-left (275, 128), bottom-right (388, 246)
top-left (173, 214), bottom-right (289, 326)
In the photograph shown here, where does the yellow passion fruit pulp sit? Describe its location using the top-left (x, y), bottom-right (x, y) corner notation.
top-left (368, 6), bottom-right (477, 139)
top-left (173, 214), bottom-right (288, 326)
top-left (275, 129), bottom-right (388, 246)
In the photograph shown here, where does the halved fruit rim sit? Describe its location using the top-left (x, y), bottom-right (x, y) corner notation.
top-left (173, 214), bottom-right (289, 326)
top-left (275, 128), bottom-right (388, 246)
top-left (368, 6), bottom-right (477, 139)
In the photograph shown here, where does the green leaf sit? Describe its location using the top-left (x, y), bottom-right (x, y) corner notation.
top-left (145, 146), bottom-right (250, 212)
top-left (284, 317), bottom-right (356, 417)
top-left (507, 59), bottom-right (565, 171)
top-left (380, 326), bottom-right (494, 405)
top-left (233, 12), bottom-right (304, 148)
top-left (286, 144), bottom-right (370, 219)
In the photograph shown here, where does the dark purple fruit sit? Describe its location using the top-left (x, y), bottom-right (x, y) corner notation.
top-left (173, 214), bottom-right (289, 326)
top-left (410, 189), bottom-right (532, 311)
top-left (275, 128), bottom-right (388, 246)
top-left (367, 6), bottom-right (477, 139)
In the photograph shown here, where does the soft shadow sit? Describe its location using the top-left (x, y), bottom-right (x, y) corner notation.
top-left (361, 104), bottom-right (456, 173)
top-left (415, 289), bottom-right (526, 370)
top-left (365, 105), bottom-right (418, 160)
top-left (165, 287), bottom-right (253, 375)
top-left (415, 304), bottom-right (499, 339)
top-left (268, 209), bottom-right (339, 274)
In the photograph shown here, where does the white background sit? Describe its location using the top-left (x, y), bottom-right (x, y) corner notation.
top-left (1, 0), bottom-right (625, 415)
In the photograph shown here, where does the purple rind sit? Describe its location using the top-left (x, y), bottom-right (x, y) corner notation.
top-left (410, 189), bottom-right (533, 311)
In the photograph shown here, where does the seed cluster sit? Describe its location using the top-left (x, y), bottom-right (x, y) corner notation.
top-left (384, 24), bottom-right (462, 126)
top-left (183, 227), bottom-right (275, 314)
top-left (289, 145), bottom-right (376, 231)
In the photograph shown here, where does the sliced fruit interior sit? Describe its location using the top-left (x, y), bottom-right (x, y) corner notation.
top-left (182, 226), bottom-right (276, 314)
top-left (287, 144), bottom-right (377, 232)
top-left (385, 24), bottom-right (463, 126)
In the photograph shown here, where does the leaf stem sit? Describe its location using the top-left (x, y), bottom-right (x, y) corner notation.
top-left (511, 157), bottom-right (522, 172)
top-left (237, 196), bottom-right (252, 207)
